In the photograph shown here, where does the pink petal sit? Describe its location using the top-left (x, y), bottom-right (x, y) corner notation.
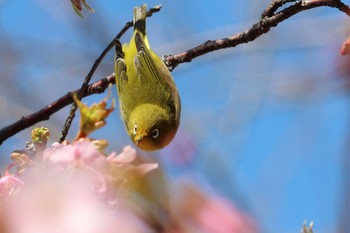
top-left (108, 146), bottom-right (136, 164)
top-left (133, 163), bottom-right (159, 176)
top-left (341, 36), bottom-right (350, 55)
top-left (0, 175), bottom-right (24, 196)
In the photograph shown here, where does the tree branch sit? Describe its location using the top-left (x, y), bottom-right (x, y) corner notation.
top-left (163, 0), bottom-right (350, 70)
top-left (0, 0), bottom-right (350, 146)
top-left (0, 74), bottom-right (116, 146)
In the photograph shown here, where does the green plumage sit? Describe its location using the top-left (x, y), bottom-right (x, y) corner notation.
top-left (114, 4), bottom-right (181, 150)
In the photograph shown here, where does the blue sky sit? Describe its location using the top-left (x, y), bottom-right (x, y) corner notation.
top-left (1, 0), bottom-right (350, 232)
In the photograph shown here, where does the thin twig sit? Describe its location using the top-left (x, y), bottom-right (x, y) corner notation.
top-left (164, 0), bottom-right (350, 70)
top-left (261, 0), bottom-right (297, 18)
top-left (59, 5), bottom-right (162, 143)
top-left (0, 74), bottom-right (116, 146)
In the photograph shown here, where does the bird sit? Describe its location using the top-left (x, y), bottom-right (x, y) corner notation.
top-left (114, 4), bottom-right (181, 151)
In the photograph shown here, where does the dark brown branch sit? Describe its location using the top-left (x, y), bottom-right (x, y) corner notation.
top-left (0, 74), bottom-right (116, 146)
top-left (0, 1), bottom-right (350, 146)
top-left (164, 0), bottom-right (350, 70)
top-left (59, 5), bottom-right (162, 143)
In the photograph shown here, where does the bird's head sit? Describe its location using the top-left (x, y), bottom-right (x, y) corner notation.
top-left (127, 103), bottom-right (178, 151)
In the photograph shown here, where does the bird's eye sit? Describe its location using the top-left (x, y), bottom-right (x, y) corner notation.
top-left (151, 129), bottom-right (159, 139)
top-left (133, 123), bottom-right (137, 135)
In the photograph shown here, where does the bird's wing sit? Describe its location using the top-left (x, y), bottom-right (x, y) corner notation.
top-left (114, 39), bottom-right (128, 93)
top-left (134, 32), bottom-right (170, 89)
top-left (134, 32), bottom-right (181, 117)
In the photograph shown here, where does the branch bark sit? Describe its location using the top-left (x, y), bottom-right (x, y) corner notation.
top-left (163, 0), bottom-right (350, 70)
top-left (0, 0), bottom-right (350, 146)
top-left (0, 74), bottom-right (116, 146)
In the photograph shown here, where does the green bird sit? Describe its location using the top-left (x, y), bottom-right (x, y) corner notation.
top-left (114, 4), bottom-right (181, 151)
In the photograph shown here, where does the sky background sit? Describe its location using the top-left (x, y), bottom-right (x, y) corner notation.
top-left (1, 0), bottom-right (350, 232)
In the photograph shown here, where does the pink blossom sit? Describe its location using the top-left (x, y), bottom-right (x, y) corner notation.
top-left (44, 141), bottom-right (107, 168)
top-left (196, 196), bottom-right (258, 233)
top-left (4, 173), bottom-right (152, 233)
top-left (2, 141), bottom-right (159, 233)
top-left (0, 140), bottom-right (259, 233)
top-left (168, 183), bottom-right (259, 233)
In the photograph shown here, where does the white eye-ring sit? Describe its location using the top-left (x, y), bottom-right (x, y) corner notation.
top-left (133, 123), bottom-right (137, 135)
top-left (151, 129), bottom-right (159, 139)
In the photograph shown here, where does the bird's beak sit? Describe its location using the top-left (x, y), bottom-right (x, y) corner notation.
top-left (134, 131), bottom-right (148, 145)
top-left (135, 136), bottom-right (142, 145)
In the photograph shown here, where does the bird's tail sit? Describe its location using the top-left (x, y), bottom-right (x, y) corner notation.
top-left (133, 4), bottom-right (147, 36)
